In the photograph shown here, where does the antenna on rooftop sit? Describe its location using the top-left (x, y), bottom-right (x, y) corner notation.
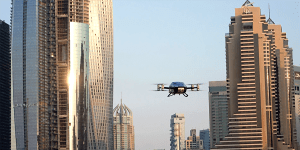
top-left (269, 3), bottom-right (270, 19)
top-left (267, 3), bottom-right (275, 24)
top-left (121, 92), bottom-right (122, 105)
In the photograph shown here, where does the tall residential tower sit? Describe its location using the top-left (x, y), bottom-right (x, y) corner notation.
top-left (11, 0), bottom-right (113, 149)
top-left (170, 113), bottom-right (185, 150)
top-left (215, 1), bottom-right (297, 149)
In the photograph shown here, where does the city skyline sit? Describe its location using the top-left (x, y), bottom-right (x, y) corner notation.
top-left (1, 0), bottom-right (300, 149)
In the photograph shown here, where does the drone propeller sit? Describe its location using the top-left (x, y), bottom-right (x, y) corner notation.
top-left (187, 83), bottom-right (204, 91)
top-left (153, 83), bottom-right (168, 91)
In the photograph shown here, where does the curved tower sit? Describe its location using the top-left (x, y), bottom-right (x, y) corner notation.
top-left (88, 0), bottom-right (114, 149)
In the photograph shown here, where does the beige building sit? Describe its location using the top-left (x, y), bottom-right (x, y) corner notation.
top-left (113, 100), bottom-right (135, 150)
top-left (170, 113), bottom-right (185, 150)
top-left (185, 129), bottom-right (203, 150)
top-left (215, 0), bottom-right (297, 149)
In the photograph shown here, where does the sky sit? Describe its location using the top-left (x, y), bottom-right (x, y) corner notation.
top-left (1, 0), bottom-right (300, 149)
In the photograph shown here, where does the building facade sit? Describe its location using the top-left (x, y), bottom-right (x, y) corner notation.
top-left (88, 0), bottom-right (114, 149)
top-left (170, 113), bottom-right (185, 150)
top-left (199, 129), bottom-right (209, 150)
top-left (208, 81), bottom-right (228, 148)
top-left (294, 66), bottom-right (300, 145)
top-left (185, 129), bottom-right (203, 150)
top-left (113, 100), bottom-right (135, 150)
top-left (215, 1), bottom-right (297, 149)
top-left (0, 19), bottom-right (11, 150)
top-left (11, 0), bottom-right (113, 149)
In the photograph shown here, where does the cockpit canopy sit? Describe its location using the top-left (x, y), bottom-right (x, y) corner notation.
top-left (170, 82), bottom-right (186, 87)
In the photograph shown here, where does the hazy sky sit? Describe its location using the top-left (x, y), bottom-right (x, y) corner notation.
top-left (1, 0), bottom-right (300, 149)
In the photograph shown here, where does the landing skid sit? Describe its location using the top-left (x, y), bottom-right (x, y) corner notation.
top-left (167, 93), bottom-right (188, 97)
top-left (183, 93), bottom-right (188, 97)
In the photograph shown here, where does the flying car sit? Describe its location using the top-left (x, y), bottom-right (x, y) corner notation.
top-left (155, 82), bottom-right (201, 97)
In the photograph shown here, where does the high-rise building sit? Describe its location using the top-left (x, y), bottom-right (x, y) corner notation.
top-left (11, 0), bottom-right (113, 149)
top-left (294, 66), bottom-right (300, 145)
top-left (0, 19), bottom-right (11, 150)
top-left (88, 0), bottom-right (114, 149)
top-left (185, 129), bottom-right (203, 150)
top-left (170, 113), bottom-right (185, 150)
top-left (113, 100), bottom-right (135, 150)
top-left (199, 129), bottom-right (210, 150)
top-left (215, 1), bottom-right (297, 149)
top-left (208, 81), bottom-right (228, 148)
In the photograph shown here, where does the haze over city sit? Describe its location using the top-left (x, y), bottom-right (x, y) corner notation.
top-left (1, 0), bottom-right (300, 149)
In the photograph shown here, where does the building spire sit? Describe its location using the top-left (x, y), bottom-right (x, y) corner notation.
top-left (267, 4), bottom-right (275, 24)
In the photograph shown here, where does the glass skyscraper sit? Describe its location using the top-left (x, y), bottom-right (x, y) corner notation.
top-left (11, 0), bottom-right (113, 149)
top-left (208, 81), bottom-right (228, 148)
top-left (199, 129), bottom-right (210, 150)
top-left (0, 19), bottom-right (11, 150)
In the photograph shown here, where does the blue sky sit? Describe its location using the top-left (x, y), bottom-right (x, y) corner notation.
top-left (1, 0), bottom-right (300, 149)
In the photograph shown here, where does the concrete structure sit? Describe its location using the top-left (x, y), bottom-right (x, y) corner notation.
top-left (185, 129), bottom-right (203, 150)
top-left (113, 100), bottom-right (135, 150)
top-left (199, 129), bottom-right (210, 150)
top-left (170, 113), bottom-right (185, 150)
top-left (11, 0), bottom-right (113, 149)
top-left (0, 19), bottom-right (11, 150)
top-left (294, 66), bottom-right (300, 145)
top-left (215, 1), bottom-right (298, 149)
top-left (209, 81), bottom-right (228, 148)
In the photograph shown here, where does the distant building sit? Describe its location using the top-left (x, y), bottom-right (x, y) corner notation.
top-left (199, 129), bottom-right (210, 150)
top-left (209, 81), bottom-right (228, 148)
top-left (294, 65), bottom-right (300, 144)
top-left (0, 19), bottom-right (11, 150)
top-left (113, 100), bottom-right (135, 150)
top-left (170, 113), bottom-right (185, 150)
top-left (185, 129), bottom-right (203, 150)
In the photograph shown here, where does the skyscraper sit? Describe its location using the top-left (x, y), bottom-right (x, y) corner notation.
top-left (11, 0), bottom-right (59, 148)
top-left (215, 1), bottom-right (297, 149)
top-left (88, 0), bottom-right (114, 149)
top-left (11, 0), bottom-right (113, 149)
top-left (185, 129), bottom-right (203, 150)
top-left (0, 19), bottom-right (11, 150)
top-left (170, 113), bottom-right (185, 150)
top-left (208, 81), bottom-right (228, 148)
top-left (113, 100), bottom-right (135, 150)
